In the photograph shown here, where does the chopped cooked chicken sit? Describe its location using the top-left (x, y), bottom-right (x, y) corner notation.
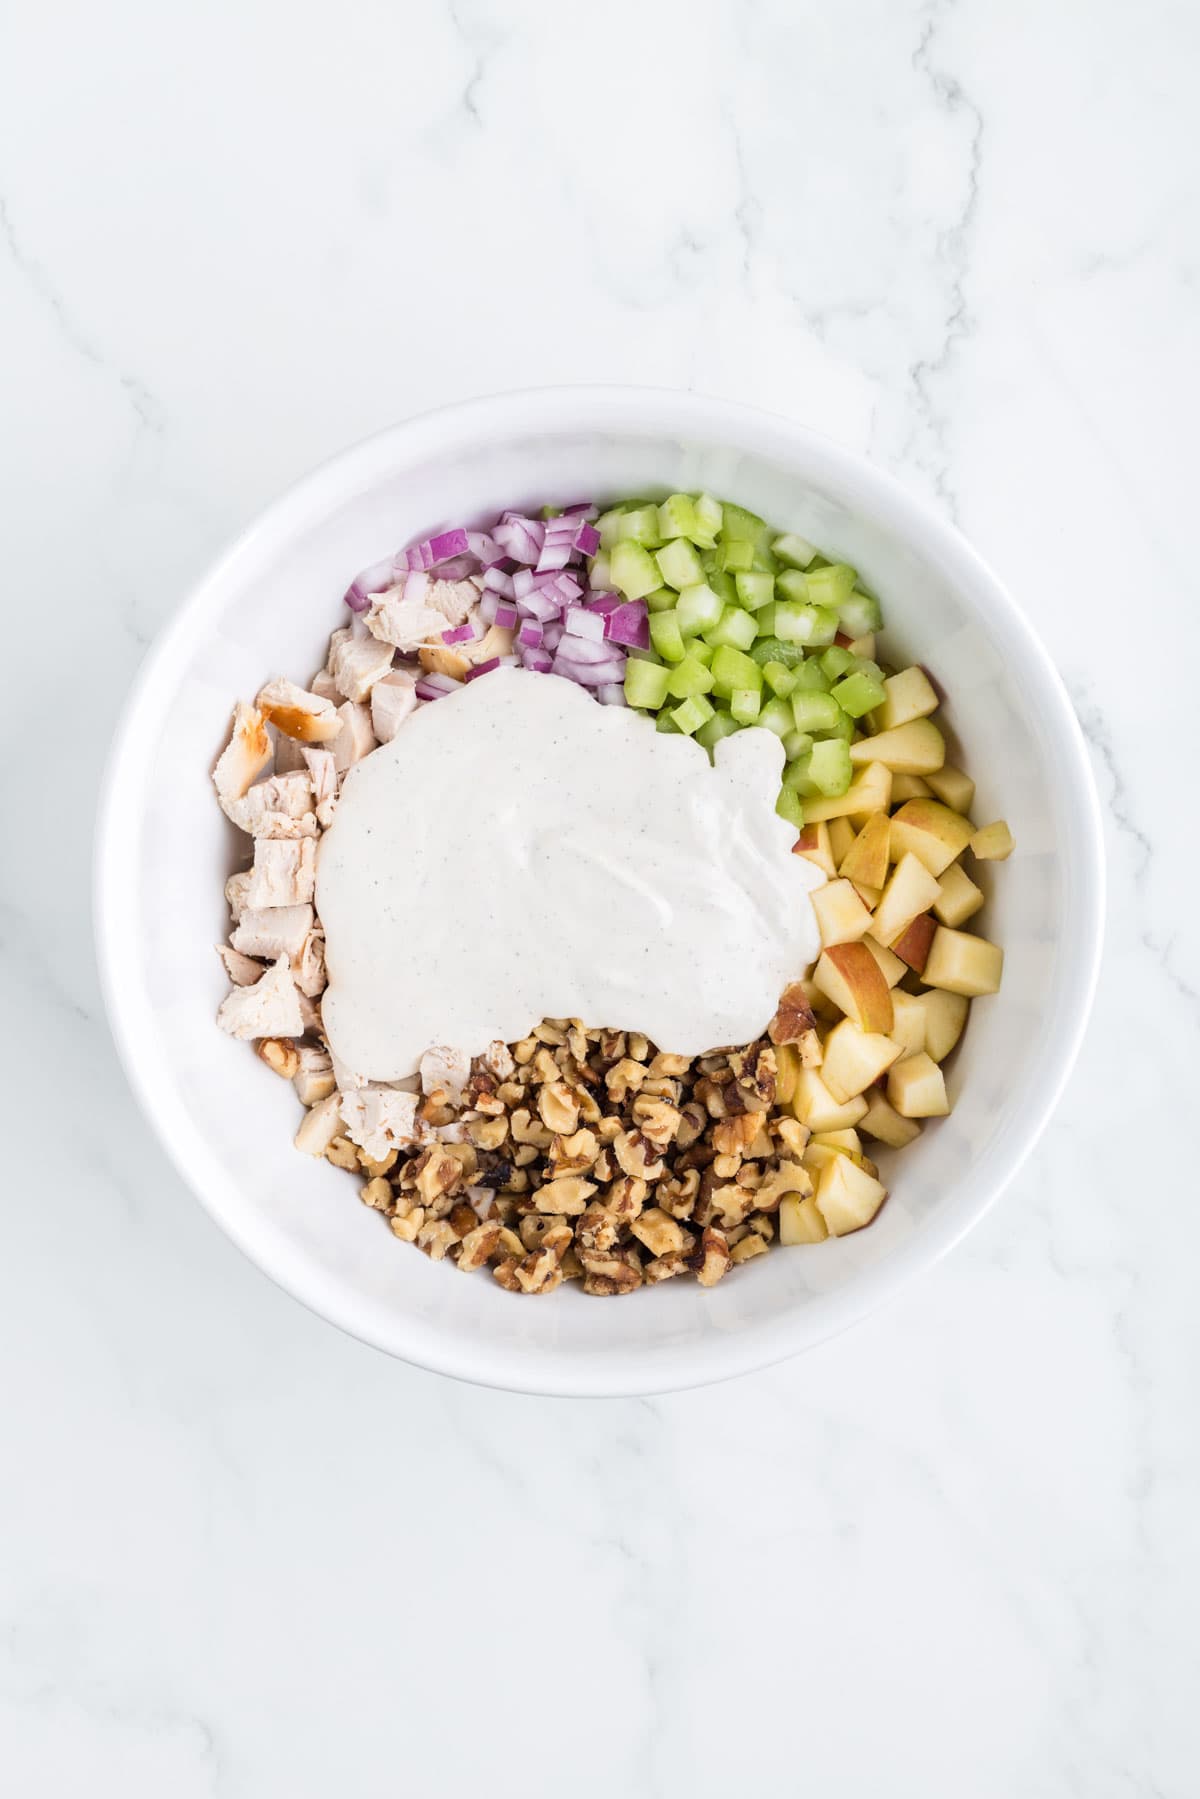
top-left (216, 943), bottom-right (265, 986)
top-left (366, 589), bottom-right (448, 653)
top-left (329, 631), bottom-right (397, 703)
top-left (340, 1087), bottom-right (426, 1161)
top-left (370, 670), bottom-right (418, 744)
top-left (213, 703), bottom-right (272, 808)
top-left (330, 1047), bottom-right (367, 1092)
top-left (310, 669), bottom-right (341, 704)
top-left (246, 838), bottom-right (316, 908)
top-left (293, 1045), bottom-right (336, 1107)
top-left (225, 869), bottom-right (252, 923)
top-left (293, 928), bottom-right (327, 997)
top-left (257, 676), bottom-right (342, 744)
top-left (222, 770), bottom-right (317, 838)
top-left (418, 622), bottom-right (512, 680)
top-left (420, 1045), bottom-right (470, 1105)
top-left (331, 701), bottom-right (376, 775)
top-left (217, 955), bottom-right (303, 1040)
top-left (425, 578), bottom-right (480, 627)
top-left (297, 989), bottom-right (323, 1035)
top-left (301, 747), bottom-right (338, 828)
top-left (294, 1092), bottom-right (343, 1156)
top-left (272, 730), bottom-right (308, 774)
top-left (231, 902), bottom-right (314, 961)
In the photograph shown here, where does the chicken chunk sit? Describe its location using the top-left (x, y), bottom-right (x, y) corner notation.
top-left (331, 701), bottom-right (377, 775)
top-left (216, 943), bottom-right (266, 986)
top-left (301, 747), bottom-right (338, 828)
top-left (294, 1092), bottom-right (344, 1156)
top-left (293, 929), bottom-right (327, 997)
top-left (309, 669), bottom-right (341, 704)
top-left (225, 869), bottom-right (253, 924)
top-left (424, 578), bottom-right (480, 627)
top-left (340, 1087), bottom-right (426, 1161)
top-left (293, 1045), bottom-right (336, 1108)
top-left (272, 730), bottom-right (308, 774)
top-left (213, 703), bottom-right (272, 808)
top-left (230, 902), bottom-right (314, 961)
top-left (329, 631), bottom-right (397, 703)
top-left (246, 838), bottom-right (316, 908)
top-left (366, 589), bottom-right (448, 653)
top-left (370, 670), bottom-right (419, 744)
top-left (217, 955), bottom-right (303, 1041)
top-left (256, 677), bottom-right (342, 744)
top-left (223, 770), bottom-right (317, 839)
top-left (420, 1045), bottom-right (471, 1106)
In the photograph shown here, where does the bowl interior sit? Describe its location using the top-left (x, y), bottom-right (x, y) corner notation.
top-left (97, 391), bottom-right (1102, 1394)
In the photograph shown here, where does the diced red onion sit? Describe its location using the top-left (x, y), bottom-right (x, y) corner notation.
top-left (404, 570), bottom-right (429, 603)
top-left (344, 554), bottom-right (397, 613)
top-left (512, 568), bottom-right (535, 599)
top-left (466, 531), bottom-right (501, 564)
top-left (428, 555), bottom-right (477, 582)
top-left (482, 567), bottom-right (516, 599)
top-left (518, 619), bottom-right (544, 649)
top-left (479, 589), bottom-right (500, 626)
top-left (564, 605), bottom-right (606, 643)
top-left (398, 528), bottom-right (470, 572)
top-left (464, 658), bottom-right (501, 682)
top-left (604, 601), bottom-right (651, 650)
top-left (560, 503), bottom-right (599, 520)
top-left (584, 590), bottom-right (622, 616)
top-left (554, 636), bottom-right (617, 668)
top-left (441, 621), bottom-right (476, 645)
top-left (497, 654), bottom-right (521, 667)
top-left (518, 585), bottom-right (560, 623)
top-left (414, 673), bottom-right (461, 701)
top-left (521, 646), bottom-right (553, 673)
top-left (574, 522), bottom-right (601, 557)
top-left (494, 516), bottom-right (544, 564)
top-left (542, 621), bottom-right (564, 652)
top-left (597, 682), bottom-right (628, 706)
top-left (494, 600), bottom-right (519, 630)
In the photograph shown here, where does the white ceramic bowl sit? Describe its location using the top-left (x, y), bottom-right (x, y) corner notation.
top-left (95, 388), bottom-right (1104, 1396)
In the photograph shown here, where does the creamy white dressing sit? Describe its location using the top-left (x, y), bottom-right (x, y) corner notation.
top-left (317, 668), bottom-right (824, 1082)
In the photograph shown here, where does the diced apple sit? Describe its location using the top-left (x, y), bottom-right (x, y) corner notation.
top-left (775, 1042), bottom-right (801, 1107)
top-left (887, 1052), bottom-right (950, 1118)
top-left (970, 819), bottom-right (1015, 861)
top-left (911, 988), bottom-right (969, 1062)
top-left (926, 764), bottom-right (975, 813)
top-left (791, 1068), bottom-right (869, 1133)
top-left (801, 976), bottom-right (839, 1029)
top-left (810, 1129), bottom-right (862, 1153)
top-left (891, 910), bottom-right (936, 973)
top-left (811, 878), bottom-right (875, 947)
top-left (871, 853), bottom-right (943, 948)
top-left (793, 819), bottom-right (837, 878)
top-left (934, 861), bottom-right (984, 928)
top-left (804, 761), bottom-right (892, 823)
top-left (890, 773), bottom-right (933, 802)
top-left (860, 1091), bottom-right (922, 1149)
top-left (813, 943), bottom-right (895, 1033)
top-left (849, 718), bottom-right (945, 774)
top-left (827, 815), bottom-right (857, 867)
top-left (887, 799), bottom-right (975, 877)
top-left (803, 1140), bottom-right (850, 1174)
top-left (889, 988), bottom-right (927, 1057)
top-left (876, 665), bottom-right (939, 731)
top-left (862, 935), bottom-right (906, 987)
top-left (814, 1155), bottom-right (888, 1236)
top-left (924, 926), bottom-right (1004, 997)
top-left (839, 813), bottom-right (890, 889)
top-left (779, 1193), bottom-right (829, 1244)
top-left (820, 1019), bottom-right (902, 1102)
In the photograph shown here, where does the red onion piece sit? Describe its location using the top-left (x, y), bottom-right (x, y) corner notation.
top-left (517, 585), bottom-right (560, 623)
top-left (466, 531), bottom-right (501, 564)
top-left (464, 658), bottom-right (501, 682)
top-left (583, 590), bottom-right (622, 616)
top-left (344, 554), bottom-right (397, 613)
top-left (494, 516), bottom-right (544, 564)
top-left (517, 619), bottom-right (544, 648)
top-left (574, 522), bottom-right (601, 557)
top-left (405, 570), bottom-right (430, 603)
top-left (597, 682), bottom-right (628, 706)
top-left (564, 606), bottom-right (606, 643)
top-left (414, 673), bottom-right (461, 700)
top-left (512, 568), bottom-right (535, 599)
top-left (428, 555), bottom-right (477, 582)
top-left (481, 568), bottom-right (516, 599)
top-left (441, 621), bottom-right (476, 645)
top-left (494, 601), bottom-right (519, 630)
top-left (398, 528), bottom-right (470, 572)
top-left (521, 646), bottom-right (554, 673)
top-left (478, 589), bottom-right (500, 626)
top-left (604, 601), bottom-right (651, 650)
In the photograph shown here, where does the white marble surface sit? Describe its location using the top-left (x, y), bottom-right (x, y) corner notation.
top-left (2, 0), bottom-right (1197, 1791)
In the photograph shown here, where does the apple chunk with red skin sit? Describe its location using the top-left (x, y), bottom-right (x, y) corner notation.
top-left (812, 943), bottom-right (894, 1034)
top-left (891, 910), bottom-right (936, 974)
top-left (887, 799), bottom-right (974, 878)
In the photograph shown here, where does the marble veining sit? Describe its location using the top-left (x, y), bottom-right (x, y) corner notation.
top-left (1, 0), bottom-right (1197, 1792)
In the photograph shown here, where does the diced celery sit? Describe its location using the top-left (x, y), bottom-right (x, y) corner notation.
top-left (848, 655), bottom-right (885, 685)
top-left (755, 603), bottom-right (778, 637)
top-left (656, 538), bottom-right (706, 591)
top-left (820, 645), bottom-right (856, 681)
top-left (758, 696), bottom-right (795, 738)
top-left (772, 533), bottom-right (818, 569)
top-left (648, 609), bottom-right (686, 663)
top-left (646, 585), bottom-right (679, 614)
top-left (714, 539), bottom-right (755, 573)
top-left (657, 494), bottom-right (700, 543)
top-left (667, 654), bottom-right (716, 700)
top-left (676, 583), bottom-right (724, 636)
top-left (837, 589), bottom-right (883, 637)
top-left (775, 569), bottom-right (809, 605)
top-left (690, 638), bottom-right (716, 666)
top-left (783, 755), bottom-right (819, 794)
top-left (775, 600), bottom-right (840, 646)
top-left (762, 659), bottom-right (798, 697)
top-left (655, 710), bottom-right (682, 733)
top-left (696, 709), bottom-right (742, 752)
top-left (790, 657), bottom-right (832, 693)
top-left (611, 540), bottom-right (661, 601)
top-left (708, 569), bottom-right (737, 604)
top-left (589, 550), bottom-right (613, 590)
top-left (705, 606), bottom-right (758, 652)
top-left (735, 571), bottom-right (775, 611)
top-left (776, 786), bottom-right (806, 828)
top-left (804, 563), bottom-right (857, 607)
top-left (623, 658), bottom-right (672, 710)
top-left (710, 645), bottom-right (764, 698)
top-left (614, 505), bottom-right (663, 547)
top-left (693, 492), bottom-right (724, 544)
top-left (721, 502), bottom-right (766, 542)
top-left (791, 690), bottom-right (842, 734)
top-left (831, 671), bottom-right (886, 718)
top-left (808, 738), bottom-right (853, 796)
top-left (750, 635), bottom-right (805, 668)
top-left (821, 709), bottom-right (855, 742)
top-left (671, 694), bottom-right (715, 736)
top-left (596, 510), bottom-right (625, 551)
top-left (752, 547), bottom-right (780, 575)
top-left (730, 687), bottom-right (762, 725)
top-left (782, 729), bottom-right (814, 761)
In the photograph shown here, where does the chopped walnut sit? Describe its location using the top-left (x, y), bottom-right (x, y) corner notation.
top-left (692, 1226), bottom-right (732, 1287)
top-left (532, 1174), bottom-right (596, 1215)
top-left (456, 1221), bottom-right (502, 1271)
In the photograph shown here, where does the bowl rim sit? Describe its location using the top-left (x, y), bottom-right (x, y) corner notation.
top-left (93, 385), bottom-right (1106, 1396)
